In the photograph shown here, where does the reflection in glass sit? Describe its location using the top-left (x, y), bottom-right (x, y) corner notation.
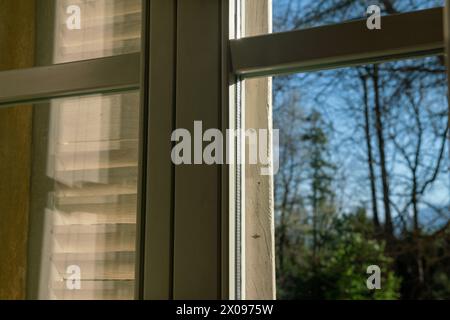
top-left (53, 0), bottom-right (141, 63)
top-left (29, 91), bottom-right (139, 299)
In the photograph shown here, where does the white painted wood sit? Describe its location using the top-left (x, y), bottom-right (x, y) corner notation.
top-left (173, 0), bottom-right (227, 299)
top-left (244, 0), bottom-right (276, 300)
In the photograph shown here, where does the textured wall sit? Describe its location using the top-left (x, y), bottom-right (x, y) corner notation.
top-left (0, 0), bottom-right (35, 300)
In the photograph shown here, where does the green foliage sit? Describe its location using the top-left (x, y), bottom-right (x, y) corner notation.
top-left (278, 212), bottom-right (401, 300)
top-left (276, 104), bottom-right (449, 299)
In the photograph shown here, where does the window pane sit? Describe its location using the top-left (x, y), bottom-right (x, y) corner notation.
top-left (52, 0), bottom-right (141, 64)
top-left (0, 0), bottom-right (141, 70)
top-left (251, 55), bottom-right (449, 299)
top-left (22, 91), bottom-right (140, 299)
top-left (273, 0), bottom-right (443, 33)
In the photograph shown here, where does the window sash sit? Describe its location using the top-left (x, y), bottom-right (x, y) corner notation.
top-left (0, 53), bottom-right (140, 107)
top-left (231, 7), bottom-right (444, 78)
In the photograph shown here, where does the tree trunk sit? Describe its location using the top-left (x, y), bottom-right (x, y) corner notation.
top-left (277, 182), bottom-right (289, 272)
top-left (360, 73), bottom-right (381, 232)
top-left (371, 65), bottom-right (393, 236)
top-left (312, 184), bottom-right (318, 264)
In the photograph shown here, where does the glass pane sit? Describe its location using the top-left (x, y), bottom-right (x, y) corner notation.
top-left (52, 0), bottom-right (141, 64)
top-left (247, 55), bottom-right (449, 299)
top-left (0, 91), bottom-right (140, 299)
top-left (0, 0), bottom-right (141, 70)
top-left (273, 0), bottom-right (443, 33)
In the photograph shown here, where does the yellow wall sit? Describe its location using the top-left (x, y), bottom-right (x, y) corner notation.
top-left (0, 0), bottom-right (35, 300)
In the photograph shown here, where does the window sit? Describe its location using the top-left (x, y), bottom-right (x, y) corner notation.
top-left (236, 0), bottom-right (449, 300)
top-left (0, 0), bottom-right (449, 301)
top-left (0, 0), bottom-right (142, 300)
top-left (0, 0), bottom-right (231, 300)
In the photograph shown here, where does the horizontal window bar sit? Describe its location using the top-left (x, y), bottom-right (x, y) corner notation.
top-left (0, 53), bottom-right (140, 107)
top-left (230, 8), bottom-right (444, 78)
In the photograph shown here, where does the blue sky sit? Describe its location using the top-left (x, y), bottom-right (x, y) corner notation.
top-left (270, 1), bottom-right (449, 230)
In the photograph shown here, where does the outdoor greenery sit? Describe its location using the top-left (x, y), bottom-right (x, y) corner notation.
top-left (273, 0), bottom-right (449, 300)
